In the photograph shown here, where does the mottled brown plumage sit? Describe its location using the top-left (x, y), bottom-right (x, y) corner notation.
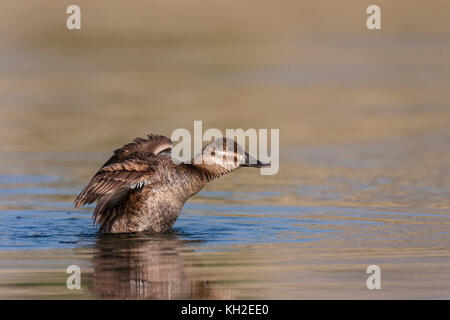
top-left (75, 134), bottom-right (269, 234)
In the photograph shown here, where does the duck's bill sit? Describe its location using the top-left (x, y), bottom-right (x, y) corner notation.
top-left (242, 160), bottom-right (271, 168)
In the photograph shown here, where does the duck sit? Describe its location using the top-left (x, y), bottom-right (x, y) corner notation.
top-left (75, 134), bottom-right (269, 234)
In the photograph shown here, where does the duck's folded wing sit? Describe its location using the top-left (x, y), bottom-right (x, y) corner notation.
top-left (75, 134), bottom-right (172, 226)
top-left (75, 157), bottom-right (162, 224)
top-left (74, 157), bottom-right (159, 225)
top-left (101, 134), bottom-right (173, 168)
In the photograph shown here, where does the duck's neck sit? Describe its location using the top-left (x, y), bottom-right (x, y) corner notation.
top-left (192, 162), bottom-right (233, 183)
top-left (175, 162), bottom-right (229, 201)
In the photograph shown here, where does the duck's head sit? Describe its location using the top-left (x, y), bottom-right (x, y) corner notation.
top-left (198, 137), bottom-right (270, 172)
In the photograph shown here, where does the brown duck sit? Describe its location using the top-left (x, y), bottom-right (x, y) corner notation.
top-left (75, 134), bottom-right (269, 234)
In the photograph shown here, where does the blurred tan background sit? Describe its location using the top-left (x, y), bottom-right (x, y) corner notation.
top-left (1, 0), bottom-right (449, 153)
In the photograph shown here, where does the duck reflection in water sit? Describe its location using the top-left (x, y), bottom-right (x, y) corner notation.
top-left (91, 232), bottom-right (233, 299)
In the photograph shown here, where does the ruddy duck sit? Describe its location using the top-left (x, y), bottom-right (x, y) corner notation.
top-left (75, 134), bottom-right (269, 233)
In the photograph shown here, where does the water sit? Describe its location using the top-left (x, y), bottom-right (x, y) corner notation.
top-left (0, 0), bottom-right (449, 299)
top-left (1, 137), bottom-right (449, 299)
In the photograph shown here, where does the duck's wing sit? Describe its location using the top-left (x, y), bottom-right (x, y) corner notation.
top-left (75, 156), bottom-right (155, 207)
top-left (75, 134), bottom-right (173, 226)
top-left (74, 155), bottom-right (163, 226)
top-left (101, 134), bottom-right (173, 168)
